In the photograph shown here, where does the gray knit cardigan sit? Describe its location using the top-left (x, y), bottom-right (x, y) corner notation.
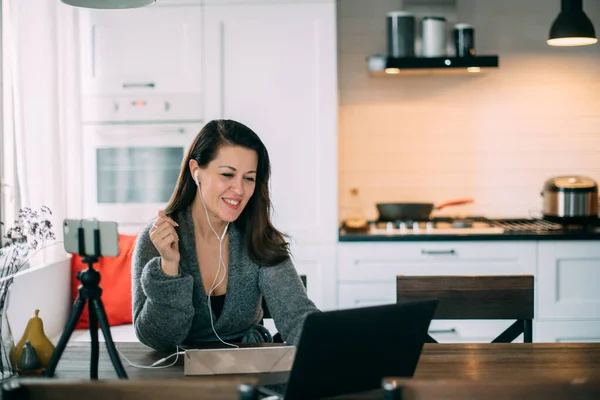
top-left (131, 206), bottom-right (319, 351)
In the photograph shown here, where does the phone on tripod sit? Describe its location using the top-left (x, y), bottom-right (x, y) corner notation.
top-left (47, 218), bottom-right (128, 380)
top-left (63, 219), bottom-right (119, 257)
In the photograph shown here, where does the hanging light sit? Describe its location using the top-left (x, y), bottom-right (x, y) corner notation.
top-left (61, 0), bottom-right (156, 9)
top-left (548, 0), bottom-right (597, 46)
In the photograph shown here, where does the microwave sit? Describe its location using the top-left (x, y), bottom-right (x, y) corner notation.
top-left (82, 122), bottom-right (202, 234)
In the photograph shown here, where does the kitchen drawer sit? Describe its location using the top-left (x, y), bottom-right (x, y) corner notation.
top-left (338, 241), bottom-right (536, 281)
top-left (535, 320), bottom-right (600, 343)
top-left (339, 241), bottom-right (526, 263)
top-left (337, 282), bottom-right (396, 309)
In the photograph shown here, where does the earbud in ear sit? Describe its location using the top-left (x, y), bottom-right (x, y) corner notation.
top-left (194, 171), bottom-right (200, 186)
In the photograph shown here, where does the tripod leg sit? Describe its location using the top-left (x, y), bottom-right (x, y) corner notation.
top-left (44, 295), bottom-right (87, 377)
top-left (92, 298), bottom-right (129, 379)
top-left (89, 300), bottom-right (99, 380)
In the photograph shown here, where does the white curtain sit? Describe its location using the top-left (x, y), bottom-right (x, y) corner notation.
top-left (2, 0), bottom-right (83, 267)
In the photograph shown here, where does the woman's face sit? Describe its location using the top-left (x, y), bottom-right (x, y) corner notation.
top-left (194, 145), bottom-right (258, 222)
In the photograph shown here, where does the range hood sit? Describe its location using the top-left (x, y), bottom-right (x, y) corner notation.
top-left (61, 0), bottom-right (156, 8)
top-left (367, 54), bottom-right (499, 75)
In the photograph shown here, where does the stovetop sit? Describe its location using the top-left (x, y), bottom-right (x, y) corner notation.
top-left (352, 216), bottom-right (600, 236)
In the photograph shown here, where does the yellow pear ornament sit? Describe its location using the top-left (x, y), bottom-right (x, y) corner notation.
top-left (11, 309), bottom-right (56, 369)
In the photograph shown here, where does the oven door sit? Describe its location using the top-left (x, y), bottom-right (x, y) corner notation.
top-left (83, 123), bottom-right (201, 233)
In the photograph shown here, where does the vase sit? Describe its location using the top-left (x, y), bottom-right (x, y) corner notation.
top-left (0, 287), bottom-right (17, 381)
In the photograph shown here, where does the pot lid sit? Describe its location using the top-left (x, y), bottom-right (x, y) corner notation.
top-left (545, 175), bottom-right (598, 191)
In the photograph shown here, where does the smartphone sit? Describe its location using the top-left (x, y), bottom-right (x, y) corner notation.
top-left (63, 219), bottom-right (120, 257)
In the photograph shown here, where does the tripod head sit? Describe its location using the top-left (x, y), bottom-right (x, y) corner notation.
top-left (63, 219), bottom-right (119, 261)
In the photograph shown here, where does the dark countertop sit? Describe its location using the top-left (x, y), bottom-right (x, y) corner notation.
top-left (339, 230), bottom-right (600, 242)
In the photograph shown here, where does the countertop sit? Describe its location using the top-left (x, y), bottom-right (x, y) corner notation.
top-left (339, 229), bottom-right (600, 242)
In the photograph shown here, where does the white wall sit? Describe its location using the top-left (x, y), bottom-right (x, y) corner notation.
top-left (6, 257), bottom-right (71, 342)
top-left (338, 0), bottom-right (600, 221)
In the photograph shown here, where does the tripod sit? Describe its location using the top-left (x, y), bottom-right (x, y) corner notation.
top-left (44, 227), bottom-right (128, 379)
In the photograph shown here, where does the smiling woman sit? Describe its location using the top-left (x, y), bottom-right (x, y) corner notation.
top-left (131, 119), bottom-right (319, 352)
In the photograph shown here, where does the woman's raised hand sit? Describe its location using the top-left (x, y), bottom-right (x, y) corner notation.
top-left (150, 210), bottom-right (180, 276)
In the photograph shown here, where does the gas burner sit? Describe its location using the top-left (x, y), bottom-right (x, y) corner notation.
top-left (489, 218), bottom-right (600, 233)
top-left (366, 216), bottom-right (504, 236)
top-left (451, 220), bottom-right (472, 229)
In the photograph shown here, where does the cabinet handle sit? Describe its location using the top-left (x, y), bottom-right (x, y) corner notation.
top-left (354, 299), bottom-right (390, 305)
top-left (122, 82), bottom-right (155, 89)
top-left (429, 328), bottom-right (457, 334)
top-left (421, 249), bottom-right (456, 255)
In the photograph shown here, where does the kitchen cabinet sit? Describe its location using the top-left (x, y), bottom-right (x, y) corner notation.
top-left (337, 241), bottom-right (537, 343)
top-left (537, 241), bottom-right (600, 320)
top-left (78, 4), bottom-right (203, 100)
top-left (203, 0), bottom-right (337, 311)
top-left (203, 0), bottom-right (338, 246)
top-left (337, 240), bottom-right (600, 343)
top-left (535, 241), bottom-right (600, 342)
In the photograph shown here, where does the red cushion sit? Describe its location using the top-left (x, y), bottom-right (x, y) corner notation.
top-left (70, 234), bottom-right (137, 329)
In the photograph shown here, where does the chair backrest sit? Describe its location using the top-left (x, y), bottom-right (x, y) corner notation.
top-left (262, 274), bottom-right (307, 319)
top-left (396, 275), bottom-right (534, 320)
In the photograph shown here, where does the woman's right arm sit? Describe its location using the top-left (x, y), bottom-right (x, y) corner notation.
top-left (131, 222), bottom-right (195, 351)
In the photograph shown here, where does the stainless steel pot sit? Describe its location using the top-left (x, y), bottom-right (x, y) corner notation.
top-left (541, 175), bottom-right (598, 224)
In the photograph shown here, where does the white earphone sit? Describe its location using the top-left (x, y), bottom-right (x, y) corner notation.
top-left (194, 169), bottom-right (237, 348)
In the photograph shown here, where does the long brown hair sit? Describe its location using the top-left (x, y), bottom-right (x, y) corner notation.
top-left (164, 119), bottom-right (290, 266)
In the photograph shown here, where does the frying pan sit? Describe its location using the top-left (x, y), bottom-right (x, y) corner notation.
top-left (376, 198), bottom-right (474, 221)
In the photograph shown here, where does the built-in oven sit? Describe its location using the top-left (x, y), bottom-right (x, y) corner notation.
top-left (82, 122), bottom-right (202, 234)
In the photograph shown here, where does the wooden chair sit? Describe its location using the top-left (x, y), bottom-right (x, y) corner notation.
top-left (396, 275), bottom-right (534, 343)
top-left (261, 274), bottom-right (307, 343)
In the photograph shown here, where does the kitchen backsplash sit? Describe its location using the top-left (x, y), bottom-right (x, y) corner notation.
top-left (338, 0), bottom-right (600, 221)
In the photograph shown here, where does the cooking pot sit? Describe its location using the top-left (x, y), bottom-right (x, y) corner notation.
top-left (376, 198), bottom-right (474, 221)
top-left (541, 175), bottom-right (599, 224)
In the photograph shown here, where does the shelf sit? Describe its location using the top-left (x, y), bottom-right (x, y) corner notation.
top-left (367, 55), bottom-right (499, 75)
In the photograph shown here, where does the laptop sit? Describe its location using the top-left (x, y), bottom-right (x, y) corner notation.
top-left (257, 298), bottom-right (438, 400)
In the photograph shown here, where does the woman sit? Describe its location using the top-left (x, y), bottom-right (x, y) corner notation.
top-left (131, 119), bottom-right (319, 352)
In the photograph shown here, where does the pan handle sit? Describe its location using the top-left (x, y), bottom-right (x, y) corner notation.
top-left (435, 198), bottom-right (474, 210)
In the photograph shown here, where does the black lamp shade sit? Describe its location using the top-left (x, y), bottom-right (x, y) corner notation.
top-left (548, 0), bottom-right (598, 46)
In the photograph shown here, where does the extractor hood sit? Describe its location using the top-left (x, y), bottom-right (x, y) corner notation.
top-left (367, 54), bottom-right (499, 75)
top-left (61, 0), bottom-right (156, 8)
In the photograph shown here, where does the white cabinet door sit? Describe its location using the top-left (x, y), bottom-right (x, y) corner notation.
top-left (79, 5), bottom-right (203, 97)
top-left (290, 243), bottom-right (337, 311)
top-left (535, 321), bottom-right (600, 343)
top-left (537, 241), bottom-right (600, 320)
top-left (203, 2), bottom-right (337, 245)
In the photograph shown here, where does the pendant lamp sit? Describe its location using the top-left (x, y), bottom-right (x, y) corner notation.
top-left (61, 0), bottom-right (156, 9)
top-left (548, 0), bottom-right (597, 46)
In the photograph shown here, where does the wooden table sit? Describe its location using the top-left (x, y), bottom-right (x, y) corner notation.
top-left (6, 342), bottom-right (600, 399)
